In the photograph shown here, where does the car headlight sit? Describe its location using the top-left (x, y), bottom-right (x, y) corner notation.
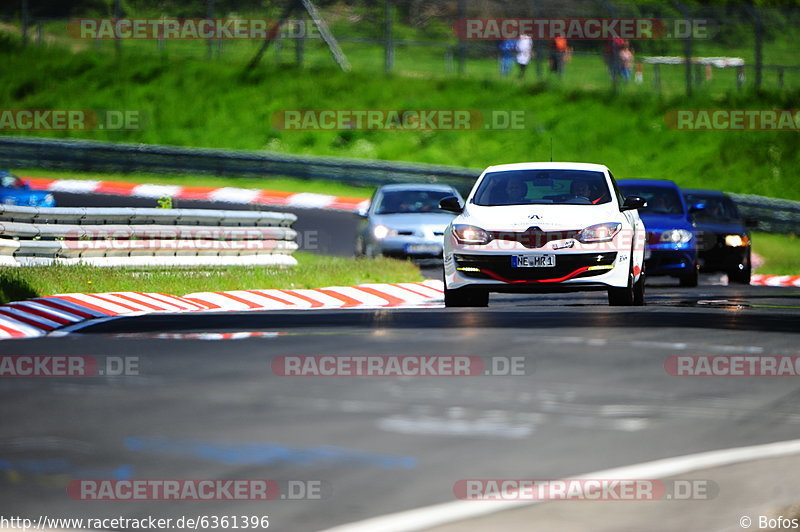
top-left (578, 222), bottom-right (622, 243)
top-left (372, 225), bottom-right (397, 240)
top-left (453, 224), bottom-right (492, 245)
top-left (660, 229), bottom-right (693, 244)
top-left (724, 234), bottom-right (749, 247)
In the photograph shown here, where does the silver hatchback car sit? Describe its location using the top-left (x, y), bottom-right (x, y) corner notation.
top-left (356, 184), bottom-right (464, 261)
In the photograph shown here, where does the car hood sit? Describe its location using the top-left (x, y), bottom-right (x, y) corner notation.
top-left (458, 203), bottom-right (622, 231)
top-left (692, 220), bottom-right (748, 235)
top-left (370, 212), bottom-right (456, 229)
top-left (638, 212), bottom-right (694, 232)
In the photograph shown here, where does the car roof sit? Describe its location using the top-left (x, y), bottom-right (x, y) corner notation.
top-left (682, 188), bottom-right (727, 197)
top-left (483, 162), bottom-right (610, 173)
top-left (377, 183), bottom-right (457, 192)
top-left (617, 178), bottom-right (680, 189)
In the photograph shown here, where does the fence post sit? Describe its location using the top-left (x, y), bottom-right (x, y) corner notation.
top-left (456, 0), bottom-right (466, 75)
top-left (21, 0), bottom-right (29, 48)
top-left (737, 66), bottom-right (744, 91)
top-left (653, 63), bottom-right (661, 93)
top-left (295, 30), bottom-right (305, 67)
top-left (778, 68), bottom-right (784, 89)
top-left (206, 0), bottom-right (214, 59)
top-left (384, 0), bottom-right (394, 73)
top-left (114, 0), bottom-right (122, 56)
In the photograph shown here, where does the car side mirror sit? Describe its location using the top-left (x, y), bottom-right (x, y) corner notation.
top-left (439, 195), bottom-right (464, 214)
top-left (621, 195), bottom-right (646, 211)
top-left (744, 216), bottom-right (759, 228)
top-left (355, 207), bottom-right (369, 218)
top-left (689, 202), bottom-right (706, 214)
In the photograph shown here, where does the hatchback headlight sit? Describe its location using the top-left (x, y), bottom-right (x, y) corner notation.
top-left (453, 224), bottom-right (492, 245)
top-left (578, 222), bottom-right (622, 243)
top-left (660, 229), bottom-right (693, 244)
top-left (373, 225), bottom-right (397, 240)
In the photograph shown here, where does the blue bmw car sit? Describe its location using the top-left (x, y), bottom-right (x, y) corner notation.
top-left (619, 179), bottom-right (699, 287)
top-left (0, 170), bottom-right (56, 207)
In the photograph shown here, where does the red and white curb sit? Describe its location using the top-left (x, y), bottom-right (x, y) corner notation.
top-left (24, 176), bottom-right (370, 212)
top-left (0, 280), bottom-right (444, 339)
top-left (751, 274), bottom-right (800, 287)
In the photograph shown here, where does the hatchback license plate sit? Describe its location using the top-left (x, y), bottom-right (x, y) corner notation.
top-left (512, 255), bottom-right (556, 268)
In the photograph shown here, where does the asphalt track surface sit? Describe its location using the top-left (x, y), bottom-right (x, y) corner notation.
top-left (1, 192), bottom-right (799, 531)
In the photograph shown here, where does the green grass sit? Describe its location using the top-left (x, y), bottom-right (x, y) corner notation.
top-left (16, 168), bottom-right (374, 198)
top-left (2, 35), bottom-right (800, 202)
top-left (0, 252), bottom-right (424, 304)
top-left (752, 233), bottom-right (800, 275)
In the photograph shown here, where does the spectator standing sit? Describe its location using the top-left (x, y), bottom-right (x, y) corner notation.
top-left (499, 39), bottom-right (516, 77)
top-left (516, 34), bottom-right (533, 79)
top-left (550, 36), bottom-right (570, 75)
top-left (620, 44), bottom-right (634, 82)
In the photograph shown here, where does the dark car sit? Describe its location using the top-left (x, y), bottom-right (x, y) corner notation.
top-left (682, 189), bottom-right (753, 285)
top-left (619, 179), bottom-right (700, 287)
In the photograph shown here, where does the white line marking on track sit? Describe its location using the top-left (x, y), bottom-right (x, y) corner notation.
top-left (319, 438), bottom-right (800, 532)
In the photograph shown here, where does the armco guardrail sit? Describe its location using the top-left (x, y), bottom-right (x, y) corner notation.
top-left (1, 136), bottom-right (797, 234)
top-left (0, 136), bottom-right (480, 192)
top-left (0, 205), bottom-right (298, 267)
top-left (728, 193), bottom-right (800, 235)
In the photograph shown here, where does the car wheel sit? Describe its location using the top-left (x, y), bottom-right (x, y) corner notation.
top-left (729, 252), bottom-right (752, 285)
top-left (729, 265), bottom-right (751, 285)
top-left (679, 266), bottom-right (699, 287)
top-left (633, 269), bottom-right (646, 306)
top-left (444, 285), bottom-right (489, 307)
top-left (608, 271), bottom-right (635, 306)
top-left (355, 237), bottom-right (366, 257)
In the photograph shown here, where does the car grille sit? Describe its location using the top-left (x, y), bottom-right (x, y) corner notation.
top-left (487, 227), bottom-right (581, 249)
top-left (454, 253), bottom-right (617, 281)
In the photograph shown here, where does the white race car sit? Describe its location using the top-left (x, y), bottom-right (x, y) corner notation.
top-left (439, 162), bottom-right (648, 307)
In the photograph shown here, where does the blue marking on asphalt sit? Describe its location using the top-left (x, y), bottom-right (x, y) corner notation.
top-left (124, 437), bottom-right (416, 469)
top-left (0, 458), bottom-right (134, 478)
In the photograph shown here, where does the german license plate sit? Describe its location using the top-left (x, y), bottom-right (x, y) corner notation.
top-left (511, 254), bottom-right (556, 267)
top-left (405, 244), bottom-right (441, 254)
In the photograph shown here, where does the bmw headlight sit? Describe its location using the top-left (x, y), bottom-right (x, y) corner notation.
top-left (724, 234), bottom-right (749, 247)
top-left (453, 224), bottom-right (492, 245)
top-left (578, 222), bottom-right (622, 243)
top-left (372, 225), bottom-right (397, 240)
top-left (660, 229), bottom-right (693, 244)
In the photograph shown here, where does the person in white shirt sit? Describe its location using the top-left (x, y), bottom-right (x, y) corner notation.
top-left (516, 34), bottom-right (533, 79)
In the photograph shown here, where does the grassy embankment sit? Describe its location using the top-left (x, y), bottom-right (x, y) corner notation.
top-left (0, 30), bottom-right (798, 289)
top-left (0, 252), bottom-right (424, 304)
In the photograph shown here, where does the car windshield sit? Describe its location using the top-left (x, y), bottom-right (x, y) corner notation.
top-left (471, 169), bottom-right (611, 206)
top-left (374, 189), bottom-right (455, 214)
top-left (685, 194), bottom-right (741, 222)
top-left (620, 185), bottom-right (685, 215)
